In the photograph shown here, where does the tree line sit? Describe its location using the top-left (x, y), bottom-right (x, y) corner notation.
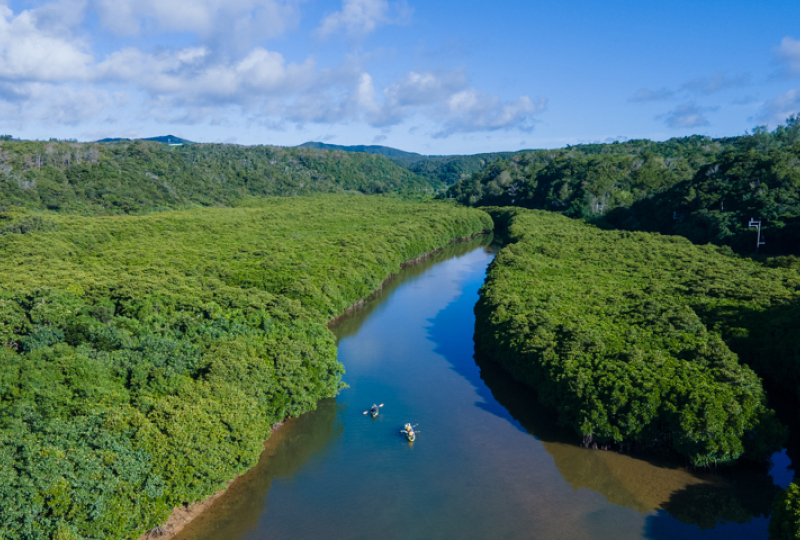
top-left (0, 140), bottom-right (440, 216)
top-left (476, 208), bottom-right (797, 467)
top-left (444, 116), bottom-right (800, 255)
top-left (0, 195), bottom-right (492, 540)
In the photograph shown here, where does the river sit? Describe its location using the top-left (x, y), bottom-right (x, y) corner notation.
top-left (174, 238), bottom-right (793, 540)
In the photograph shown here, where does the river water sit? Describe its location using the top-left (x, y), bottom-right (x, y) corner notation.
top-left (174, 238), bottom-right (793, 540)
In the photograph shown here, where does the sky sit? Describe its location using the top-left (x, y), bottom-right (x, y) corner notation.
top-left (1, 0), bottom-right (800, 154)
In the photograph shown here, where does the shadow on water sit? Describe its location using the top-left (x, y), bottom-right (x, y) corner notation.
top-left (478, 352), bottom-right (779, 531)
top-left (172, 398), bottom-right (342, 540)
top-left (424, 249), bottom-right (528, 434)
top-left (171, 238), bottom-right (791, 540)
top-left (331, 234), bottom-right (494, 341)
top-left (425, 270), bottom-right (782, 535)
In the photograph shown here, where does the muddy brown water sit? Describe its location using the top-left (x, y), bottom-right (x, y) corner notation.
top-left (174, 238), bottom-right (792, 540)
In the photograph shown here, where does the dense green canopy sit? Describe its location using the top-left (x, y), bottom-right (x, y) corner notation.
top-left (0, 195), bottom-right (492, 540)
top-left (0, 140), bottom-right (437, 215)
top-left (476, 208), bottom-right (795, 466)
top-left (444, 135), bottom-right (734, 212)
top-left (608, 145), bottom-right (800, 255)
top-left (445, 117), bottom-right (800, 254)
top-left (771, 483), bottom-right (800, 539)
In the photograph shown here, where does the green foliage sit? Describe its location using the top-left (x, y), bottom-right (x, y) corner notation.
top-left (475, 208), bottom-right (796, 466)
top-left (610, 144), bottom-right (800, 255)
top-left (444, 135), bottom-right (730, 211)
top-left (446, 116), bottom-right (800, 254)
top-left (403, 152), bottom-right (521, 185)
top-left (296, 141), bottom-right (520, 186)
top-left (0, 140), bottom-right (438, 215)
top-left (0, 195), bottom-right (491, 540)
top-left (771, 483), bottom-right (800, 539)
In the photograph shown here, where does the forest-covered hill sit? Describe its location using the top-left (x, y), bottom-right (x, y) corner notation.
top-left (95, 136), bottom-right (194, 145)
top-left (0, 139), bottom-right (437, 215)
top-left (0, 195), bottom-right (492, 540)
top-left (605, 145), bottom-right (800, 254)
top-left (298, 141), bottom-right (520, 185)
top-left (444, 117), bottom-right (800, 254)
top-left (296, 141), bottom-right (423, 160)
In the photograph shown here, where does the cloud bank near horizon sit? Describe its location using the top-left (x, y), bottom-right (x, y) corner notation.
top-left (0, 0), bottom-right (545, 141)
top-left (0, 0), bottom-right (797, 150)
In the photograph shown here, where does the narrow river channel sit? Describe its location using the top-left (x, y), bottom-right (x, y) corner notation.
top-left (174, 237), bottom-right (793, 540)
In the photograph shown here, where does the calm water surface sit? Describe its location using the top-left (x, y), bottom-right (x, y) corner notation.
top-left (175, 238), bottom-right (793, 540)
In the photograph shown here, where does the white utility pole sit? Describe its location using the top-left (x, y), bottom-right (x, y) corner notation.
top-left (748, 218), bottom-right (765, 253)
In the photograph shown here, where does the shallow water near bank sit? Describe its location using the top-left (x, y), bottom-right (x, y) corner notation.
top-left (174, 238), bottom-right (793, 540)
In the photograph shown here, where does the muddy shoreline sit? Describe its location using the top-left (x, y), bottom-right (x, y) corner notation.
top-left (136, 232), bottom-right (490, 540)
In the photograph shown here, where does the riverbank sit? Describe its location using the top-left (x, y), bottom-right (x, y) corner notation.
top-left (136, 232), bottom-right (491, 540)
top-left (0, 196), bottom-right (494, 540)
top-left (162, 238), bottom-right (786, 540)
top-left (475, 207), bottom-right (792, 467)
top-left (136, 422), bottom-right (285, 540)
top-left (328, 230), bottom-right (491, 326)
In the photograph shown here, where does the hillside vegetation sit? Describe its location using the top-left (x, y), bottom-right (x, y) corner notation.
top-left (446, 117), bottom-right (800, 254)
top-left (0, 195), bottom-right (492, 540)
top-left (404, 152), bottom-right (521, 186)
top-left (476, 208), bottom-right (798, 467)
top-left (0, 140), bottom-right (436, 215)
top-left (445, 135), bottom-right (735, 210)
top-left (297, 141), bottom-right (519, 186)
top-left (608, 144), bottom-right (800, 255)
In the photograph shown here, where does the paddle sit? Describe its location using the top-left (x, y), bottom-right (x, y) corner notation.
top-left (362, 403), bottom-right (385, 415)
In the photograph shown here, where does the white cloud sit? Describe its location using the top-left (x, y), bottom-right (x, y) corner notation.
top-left (91, 0), bottom-right (300, 46)
top-left (759, 87), bottom-right (800, 126)
top-left (775, 36), bottom-right (800, 78)
top-left (435, 90), bottom-right (547, 137)
top-left (317, 0), bottom-right (411, 39)
top-left (631, 72), bottom-right (747, 104)
top-left (98, 46), bottom-right (316, 105)
top-left (30, 0), bottom-right (88, 34)
top-left (681, 71), bottom-right (749, 94)
top-left (0, 3), bottom-right (93, 82)
top-left (629, 87), bottom-right (674, 102)
top-left (368, 70), bottom-right (468, 126)
top-left (384, 70), bottom-right (467, 107)
top-left (0, 82), bottom-right (112, 127)
top-left (660, 102), bottom-right (716, 129)
top-left (0, 1), bottom-right (546, 138)
top-left (273, 71), bottom-right (376, 126)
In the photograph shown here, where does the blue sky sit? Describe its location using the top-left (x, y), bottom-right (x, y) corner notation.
top-left (1, 0), bottom-right (799, 154)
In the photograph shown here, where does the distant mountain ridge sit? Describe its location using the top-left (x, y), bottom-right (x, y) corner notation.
top-left (298, 141), bottom-right (523, 185)
top-left (97, 135), bottom-right (193, 145)
top-left (297, 142), bottom-right (422, 160)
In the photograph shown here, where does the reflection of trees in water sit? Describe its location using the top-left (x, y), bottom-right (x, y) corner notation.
top-left (330, 235), bottom-right (494, 341)
top-left (172, 398), bottom-right (342, 540)
top-left (473, 351), bottom-right (779, 528)
top-left (660, 480), bottom-right (776, 529)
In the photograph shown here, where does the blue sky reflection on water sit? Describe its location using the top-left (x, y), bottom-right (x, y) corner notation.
top-left (172, 241), bottom-right (787, 540)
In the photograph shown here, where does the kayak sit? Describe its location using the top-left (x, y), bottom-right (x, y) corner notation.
top-left (401, 423), bottom-right (416, 442)
top-left (370, 405), bottom-right (379, 418)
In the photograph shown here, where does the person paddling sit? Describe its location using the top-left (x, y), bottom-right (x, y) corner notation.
top-left (363, 403), bottom-right (384, 417)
